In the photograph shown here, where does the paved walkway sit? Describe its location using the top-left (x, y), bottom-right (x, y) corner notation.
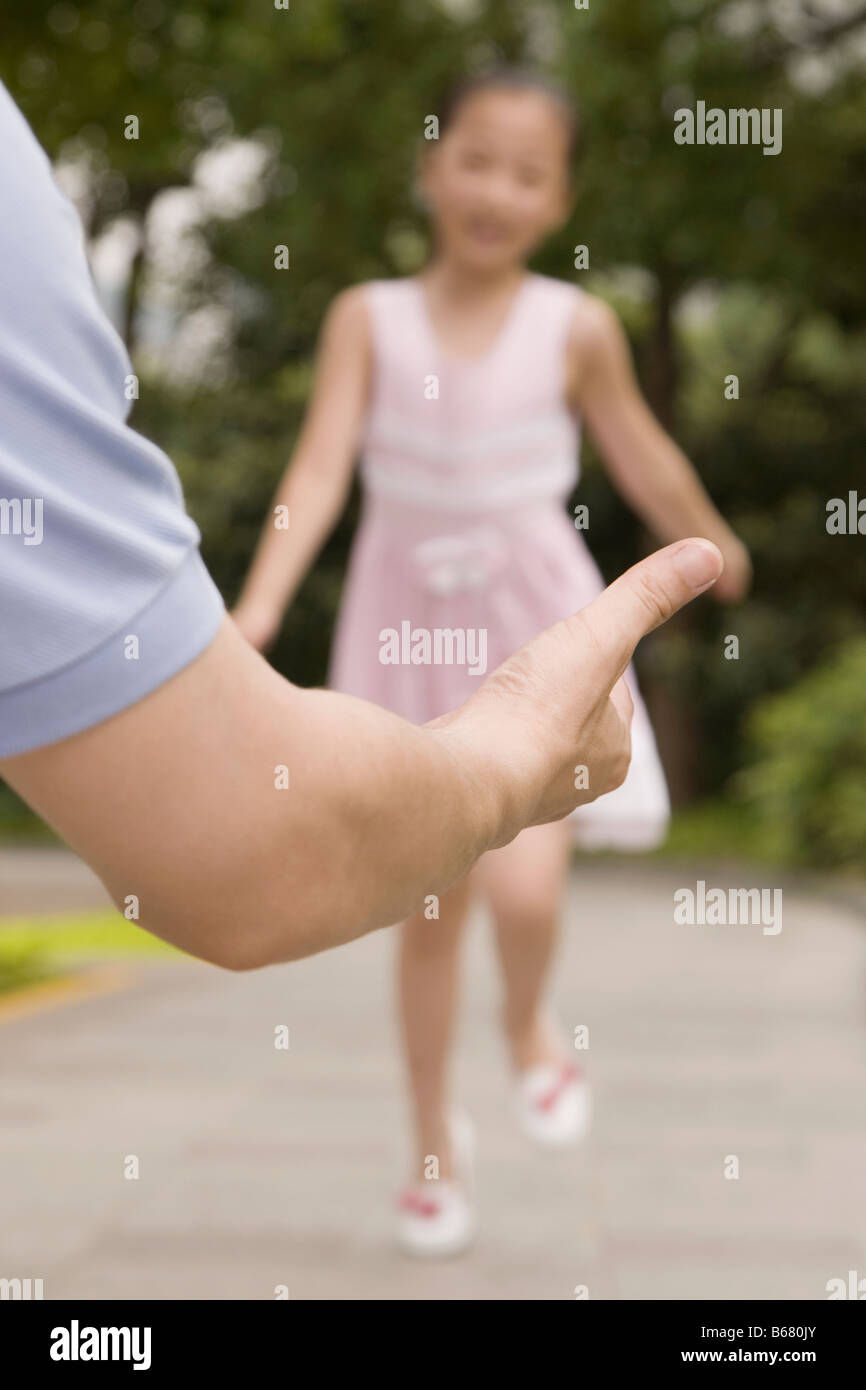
top-left (0, 845), bottom-right (112, 916)
top-left (1, 848), bottom-right (865, 1300)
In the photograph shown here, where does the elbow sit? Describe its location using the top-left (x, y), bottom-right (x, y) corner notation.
top-left (181, 909), bottom-right (316, 973)
top-left (210, 912), bottom-right (352, 971)
top-left (205, 934), bottom-right (274, 973)
top-left (199, 897), bottom-right (358, 972)
top-left (103, 824), bottom-right (363, 971)
top-left (107, 883), bottom-right (316, 973)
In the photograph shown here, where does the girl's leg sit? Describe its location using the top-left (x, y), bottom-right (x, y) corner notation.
top-left (474, 821), bottom-right (572, 1070)
top-left (397, 872), bottom-right (475, 1180)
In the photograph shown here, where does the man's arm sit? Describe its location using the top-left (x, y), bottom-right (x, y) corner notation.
top-left (0, 539), bottom-right (722, 970)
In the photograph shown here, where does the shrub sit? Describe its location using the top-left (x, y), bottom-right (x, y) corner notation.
top-left (737, 638), bottom-right (866, 869)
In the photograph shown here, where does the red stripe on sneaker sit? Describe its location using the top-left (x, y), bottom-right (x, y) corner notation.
top-left (536, 1062), bottom-right (582, 1112)
top-left (398, 1189), bottom-right (441, 1218)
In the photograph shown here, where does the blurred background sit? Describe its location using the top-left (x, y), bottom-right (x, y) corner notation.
top-left (1, 0), bottom-right (864, 1300)
top-left (2, 0), bottom-right (865, 860)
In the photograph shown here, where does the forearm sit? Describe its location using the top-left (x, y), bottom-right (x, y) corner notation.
top-left (236, 289), bottom-right (370, 633)
top-left (612, 432), bottom-right (738, 550)
top-left (575, 300), bottom-right (742, 554)
top-left (271, 688), bottom-right (499, 958)
top-left (237, 458), bottom-right (349, 616)
top-left (0, 619), bottom-right (499, 969)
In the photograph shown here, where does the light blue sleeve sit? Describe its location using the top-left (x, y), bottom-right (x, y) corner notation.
top-left (0, 83), bottom-right (225, 757)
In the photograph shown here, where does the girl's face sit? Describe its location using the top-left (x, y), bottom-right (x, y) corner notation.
top-left (420, 87), bottom-right (573, 274)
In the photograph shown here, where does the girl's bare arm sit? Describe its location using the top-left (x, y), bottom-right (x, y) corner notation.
top-left (232, 286), bottom-right (373, 648)
top-left (566, 295), bottom-right (751, 603)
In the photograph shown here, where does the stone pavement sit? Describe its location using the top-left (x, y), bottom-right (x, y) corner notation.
top-left (1, 848), bottom-right (865, 1300)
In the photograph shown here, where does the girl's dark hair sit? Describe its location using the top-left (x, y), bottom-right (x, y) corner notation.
top-left (437, 65), bottom-right (582, 179)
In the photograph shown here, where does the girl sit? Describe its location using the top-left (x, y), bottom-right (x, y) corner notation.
top-left (233, 68), bottom-right (751, 1257)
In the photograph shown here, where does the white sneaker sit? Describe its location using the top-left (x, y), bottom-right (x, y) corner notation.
top-left (396, 1111), bottom-right (476, 1258)
top-left (514, 1061), bottom-right (591, 1147)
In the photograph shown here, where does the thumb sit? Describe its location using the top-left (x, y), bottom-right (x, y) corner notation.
top-left (577, 538), bottom-right (723, 688)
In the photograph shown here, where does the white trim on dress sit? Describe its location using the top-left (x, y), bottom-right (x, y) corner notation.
top-left (361, 454), bottom-right (579, 511)
top-left (364, 410), bottom-right (581, 463)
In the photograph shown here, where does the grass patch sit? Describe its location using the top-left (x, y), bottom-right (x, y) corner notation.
top-left (0, 911), bottom-right (179, 998)
top-left (658, 798), bottom-right (783, 865)
top-left (572, 799), bottom-right (789, 868)
top-left (0, 943), bottom-right (58, 997)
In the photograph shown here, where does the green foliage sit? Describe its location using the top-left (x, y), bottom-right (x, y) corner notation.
top-left (0, 784), bottom-right (58, 842)
top-left (737, 639), bottom-right (866, 868)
